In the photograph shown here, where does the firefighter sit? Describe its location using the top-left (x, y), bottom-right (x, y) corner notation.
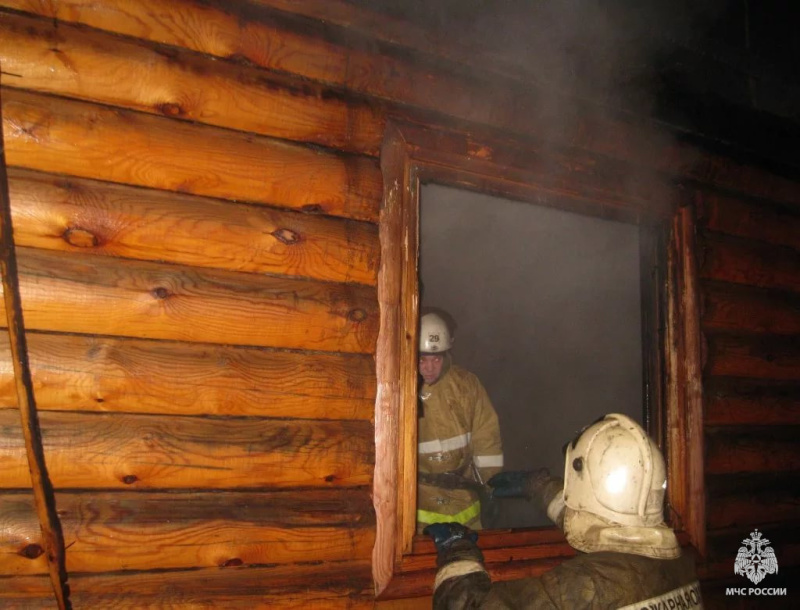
top-left (416, 312), bottom-right (504, 533)
top-left (424, 413), bottom-right (703, 609)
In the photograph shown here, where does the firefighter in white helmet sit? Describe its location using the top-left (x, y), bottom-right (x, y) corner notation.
top-left (416, 312), bottom-right (504, 533)
top-left (424, 414), bottom-right (702, 609)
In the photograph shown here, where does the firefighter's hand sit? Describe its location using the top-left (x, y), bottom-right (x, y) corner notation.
top-left (423, 522), bottom-right (477, 551)
top-left (423, 523), bottom-right (482, 568)
top-left (488, 469), bottom-right (551, 499)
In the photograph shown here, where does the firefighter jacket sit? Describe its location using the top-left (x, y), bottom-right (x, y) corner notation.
top-left (417, 359), bottom-right (504, 531)
top-left (431, 546), bottom-right (702, 609)
top-left (429, 474), bottom-right (701, 608)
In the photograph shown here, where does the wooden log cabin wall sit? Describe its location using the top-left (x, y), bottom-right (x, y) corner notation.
top-left (0, 1), bottom-right (796, 607)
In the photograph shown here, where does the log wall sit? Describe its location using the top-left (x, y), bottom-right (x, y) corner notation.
top-left (0, 0), bottom-right (797, 607)
top-left (0, 2), bottom-right (382, 606)
top-left (695, 190), bottom-right (800, 608)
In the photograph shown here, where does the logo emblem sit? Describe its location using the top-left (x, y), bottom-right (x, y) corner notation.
top-left (734, 529), bottom-right (779, 585)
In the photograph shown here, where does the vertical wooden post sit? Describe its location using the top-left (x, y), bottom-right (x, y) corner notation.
top-left (372, 124), bottom-right (406, 595)
top-left (665, 200), bottom-right (706, 557)
top-left (678, 202), bottom-right (706, 557)
top-left (0, 73), bottom-right (71, 609)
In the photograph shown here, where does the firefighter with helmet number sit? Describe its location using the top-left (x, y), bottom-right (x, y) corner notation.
top-left (424, 413), bottom-right (703, 609)
top-left (417, 312), bottom-right (504, 533)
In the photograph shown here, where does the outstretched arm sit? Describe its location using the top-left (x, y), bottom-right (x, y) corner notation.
top-left (424, 523), bottom-right (492, 609)
top-left (488, 470), bottom-right (565, 530)
top-left (425, 522), bottom-right (567, 609)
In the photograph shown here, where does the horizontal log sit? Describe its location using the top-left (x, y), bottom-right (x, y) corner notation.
top-left (707, 497), bottom-right (800, 537)
top-left (705, 333), bottom-right (800, 381)
top-left (380, 557), bottom-right (572, 601)
top-left (0, 0), bottom-right (512, 143)
top-left (706, 473), bottom-right (800, 531)
top-left (0, 0), bottom-right (354, 88)
top-left (63, 561), bottom-right (374, 608)
top-left (0, 12), bottom-right (384, 156)
top-left (704, 522), bottom-right (800, 568)
top-left (4, 0), bottom-right (799, 210)
top-left (401, 122), bottom-right (672, 221)
top-left (702, 283), bottom-right (800, 335)
top-left (706, 471), bottom-right (800, 497)
top-left (401, 540), bottom-right (575, 573)
top-left (0, 247), bottom-right (378, 353)
top-left (0, 575), bottom-right (54, 605)
top-left (0, 407), bottom-right (30, 487)
top-left (705, 426), bottom-right (800, 475)
top-left (705, 377), bottom-right (800, 426)
top-left (7, 168), bottom-right (379, 286)
top-left (0, 410), bottom-right (374, 489)
top-left (387, 533), bottom-right (691, 601)
top-left (215, 1), bottom-right (800, 211)
top-left (0, 493), bottom-right (47, 576)
top-left (410, 527), bottom-right (569, 555)
top-left (1, 490), bottom-right (374, 574)
top-left (699, 234), bottom-right (800, 294)
top-left (697, 191), bottom-right (800, 251)
top-left (0, 332), bottom-right (375, 419)
top-left (1, 88), bottom-right (381, 222)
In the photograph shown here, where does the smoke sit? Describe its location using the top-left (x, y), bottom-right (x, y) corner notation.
top-left (420, 183), bottom-right (643, 528)
top-left (356, 0), bottom-right (757, 142)
top-left (400, 1), bottom-right (709, 528)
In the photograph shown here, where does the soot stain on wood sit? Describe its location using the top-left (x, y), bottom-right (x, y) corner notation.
top-left (63, 227), bottom-right (99, 248)
top-left (271, 227), bottom-right (301, 245)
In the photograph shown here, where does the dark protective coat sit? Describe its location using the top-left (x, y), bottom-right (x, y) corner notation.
top-left (433, 542), bottom-right (702, 609)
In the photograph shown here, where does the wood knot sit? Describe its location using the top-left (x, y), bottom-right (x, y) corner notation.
top-left (221, 557), bottom-right (243, 567)
top-left (63, 227), bottom-right (99, 248)
top-left (324, 474), bottom-right (337, 482)
top-left (270, 228), bottom-right (301, 245)
top-left (122, 474), bottom-right (138, 485)
top-left (151, 287), bottom-right (170, 300)
top-left (156, 102), bottom-right (185, 117)
top-left (300, 203), bottom-right (324, 214)
top-left (348, 309), bottom-right (367, 322)
top-left (19, 543), bottom-right (44, 559)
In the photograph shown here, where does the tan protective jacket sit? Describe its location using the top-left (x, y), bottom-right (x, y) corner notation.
top-left (417, 360), bottom-right (503, 530)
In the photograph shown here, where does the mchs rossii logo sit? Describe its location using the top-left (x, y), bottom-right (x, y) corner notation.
top-left (727, 529), bottom-right (786, 598)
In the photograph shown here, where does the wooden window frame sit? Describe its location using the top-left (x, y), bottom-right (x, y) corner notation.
top-left (373, 120), bottom-right (705, 599)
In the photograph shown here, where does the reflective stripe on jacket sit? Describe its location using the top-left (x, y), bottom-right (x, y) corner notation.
top-left (418, 362), bottom-right (503, 529)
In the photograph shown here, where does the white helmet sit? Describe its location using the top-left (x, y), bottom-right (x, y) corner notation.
top-left (419, 313), bottom-right (453, 353)
top-left (563, 413), bottom-right (666, 528)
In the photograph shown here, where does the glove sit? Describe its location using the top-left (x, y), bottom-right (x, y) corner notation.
top-left (423, 522), bottom-right (478, 551)
top-left (423, 522), bottom-right (481, 568)
top-left (488, 468), bottom-right (551, 500)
